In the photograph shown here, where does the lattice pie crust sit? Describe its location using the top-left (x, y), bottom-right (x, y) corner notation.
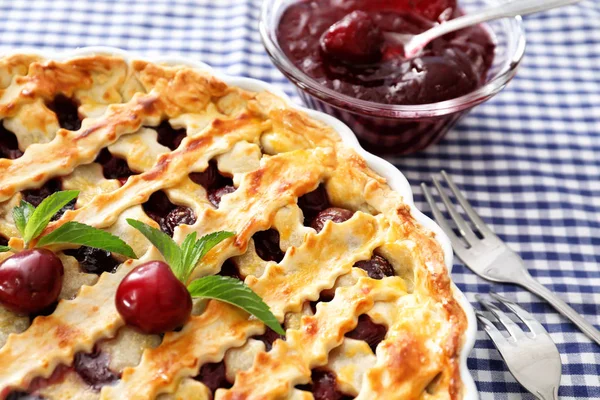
top-left (0, 54), bottom-right (466, 400)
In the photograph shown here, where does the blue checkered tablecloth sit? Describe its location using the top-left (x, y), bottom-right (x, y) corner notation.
top-left (0, 0), bottom-right (598, 398)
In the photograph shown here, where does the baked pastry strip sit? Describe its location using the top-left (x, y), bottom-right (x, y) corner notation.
top-left (101, 301), bottom-right (263, 399)
top-left (0, 259), bottom-right (137, 393)
top-left (99, 212), bottom-right (387, 398)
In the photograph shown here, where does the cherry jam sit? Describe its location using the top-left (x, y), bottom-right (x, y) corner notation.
top-left (277, 0), bottom-right (494, 106)
top-left (275, 0), bottom-right (497, 154)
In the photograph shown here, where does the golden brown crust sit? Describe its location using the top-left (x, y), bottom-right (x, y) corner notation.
top-left (0, 54), bottom-right (466, 400)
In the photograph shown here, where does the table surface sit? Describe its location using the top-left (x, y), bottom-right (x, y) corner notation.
top-left (0, 0), bottom-right (598, 398)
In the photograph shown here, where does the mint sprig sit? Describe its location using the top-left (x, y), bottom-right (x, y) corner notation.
top-left (23, 191), bottom-right (78, 244)
top-left (126, 219), bottom-right (181, 273)
top-left (37, 221), bottom-right (137, 259)
top-left (188, 276), bottom-right (285, 335)
top-left (126, 219), bottom-right (234, 282)
top-left (0, 190), bottom-right (137, 259)
top-left (127, 219), bottom-right (284, 335)
top-left (12, 200), bottom-right (35, 236)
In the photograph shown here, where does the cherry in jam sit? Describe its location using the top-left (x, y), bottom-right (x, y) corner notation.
top-left (252, 326), bottom-right (285, 351)
top-left (354, 254), bottom-right (395, 279)
top-left (311, 208), bottom-right (354, 233)
top-left (64, 246), bottom-right (120, 275)
top-left (95, 148), bottom-right (137, 185)
top-left (46, 95), bottom-right (82, 131)
top-left (142, 191), bottom-right (196, 237)
top-left (296, 369), bottom-right (352, 400)
top-left (189, 161), bottom-right (236, 208)
top-left (345, 314), bottom-right (387, 351)
top-left (194, 361), bottom-right (232, 393)
top-left (0, 123), bottom-right (23, 160)
top-left (252, 229), bottom-right (284, 263)
top-left (154, 120), bottom-right (187, 151)
top-left (298, 184), bottom-right (330, 222)
top-left (73, 347), bottom-right (119, 390)
top-left (21, 179), bottom-right (75, 221)
top-left (277, 0), bottom-right (495, 105)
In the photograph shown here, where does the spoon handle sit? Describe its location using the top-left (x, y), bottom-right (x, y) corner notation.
top-left (406, 0), bottom-right (582, 56)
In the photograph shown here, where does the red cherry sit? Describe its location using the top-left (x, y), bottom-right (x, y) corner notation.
top-left (320, 11), bottom-right (384, 65)
top-left (0, 248), bottom-right (64, 314)
top-left (115, 261), bottom-right (192, 334)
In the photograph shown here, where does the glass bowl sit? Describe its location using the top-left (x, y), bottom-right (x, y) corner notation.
top-left (260, 0), bottom-right (526, 155)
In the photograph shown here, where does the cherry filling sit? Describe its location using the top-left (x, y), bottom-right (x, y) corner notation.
top-left (218, 260), bottom-right (244, 281)
top-left (278, 0), bottom-right (495, 105)
top-left (73, 347), bottom-right (119, 390)
top-left (345, 314), bottom-right (387, 352)
top-left (320, 10), bottom-right (384, 65)
top-left (153, 120), bottom-right (187, 150)
top-left (189, 161), bottom-right (236, 208)
top-left (163, 207), bottom-right (196, 237)
top-left (20, 178), bottom-right (75, 220)
top-left (298, 186), bottom-right (354, 233)
top-left (0, 123), bottom-right (24, 160)
top-left (194, 361), bottom-right (232, 393)
top-left (142, 191), bottom-right (196, 237)
top-left (298, 184), bottom-right (330, 223)
top-left (252, 326), bottom-right (285, 352)
top-left (252, 229), bottom-right (284, 263)
top-left (46, 95), bottom-right (82, 131)
top-left (64, 246), bottom-right (120, 275)
top-left (95, 148), bottom-right (137, 185)
top-left (310, 208), bottom-right (354, 233)
top-left (353, 254), bottom-right (394, 279)
top-left (296, 370), bottom-right (352, 400)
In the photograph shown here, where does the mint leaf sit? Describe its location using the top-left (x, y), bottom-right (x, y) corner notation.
top-left (127, 219), bottom-right (181, 275)
top-left (179, 231), bottom-right (198, 281)
top-left (179, 231), bottom-right (234, 283)
top-left (23, 190), bottom-right (79, 244)
top-left (37, 221), bottom-right (137, 259)
top-left (0, 245), bottom-right (12, 252)
top-left (187, 275), bottom-right (284, 335)
top-left (12, 200), bottom-right (35, 236)
top-left (194, 231), bottom-right (235, 266)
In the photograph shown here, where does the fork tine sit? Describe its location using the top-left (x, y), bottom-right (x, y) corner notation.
top-left (475, 310), bottom-right (511, 349)
top-left (431, 174), bottom-right (480, 245)
top-left (440, 171), bottom-right (497, 239)
top-left (476, 294), bottom-right (527, 341)
top-left (490, 292), bottom-right (549, 337)
top-left (421, 182), bottom-right (469, 252)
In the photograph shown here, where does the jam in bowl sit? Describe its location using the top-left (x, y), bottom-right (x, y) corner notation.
top-left (260, 0), bottom-right (526, 154)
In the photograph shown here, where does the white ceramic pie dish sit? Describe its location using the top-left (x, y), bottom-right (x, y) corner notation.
top-left (0, 46), bottom-right (479, 400)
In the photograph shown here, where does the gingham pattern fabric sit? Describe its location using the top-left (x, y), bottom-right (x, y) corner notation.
top-left (0, 0), bottom-right (598, 398)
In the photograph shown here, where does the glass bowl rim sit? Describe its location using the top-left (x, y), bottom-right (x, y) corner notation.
top-left (259, 0), bottom-right (527, 118)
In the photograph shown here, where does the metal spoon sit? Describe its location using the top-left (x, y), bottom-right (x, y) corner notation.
top-left (401, 0), bottom-right (582, 58)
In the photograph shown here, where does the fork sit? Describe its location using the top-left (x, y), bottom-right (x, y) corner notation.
top-left (476, 292), bottom-right (562, 400)
top-left (421, 171), bottom-right (600, 346)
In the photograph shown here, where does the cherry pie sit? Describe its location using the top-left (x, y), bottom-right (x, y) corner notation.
top-left (0, 53), bottom-right (467, 399)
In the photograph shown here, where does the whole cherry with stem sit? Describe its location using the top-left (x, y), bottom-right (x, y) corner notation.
top-left (0, 190), bottom-right (136, 314)
top-left (118, 219), bottom-right (285, 335)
